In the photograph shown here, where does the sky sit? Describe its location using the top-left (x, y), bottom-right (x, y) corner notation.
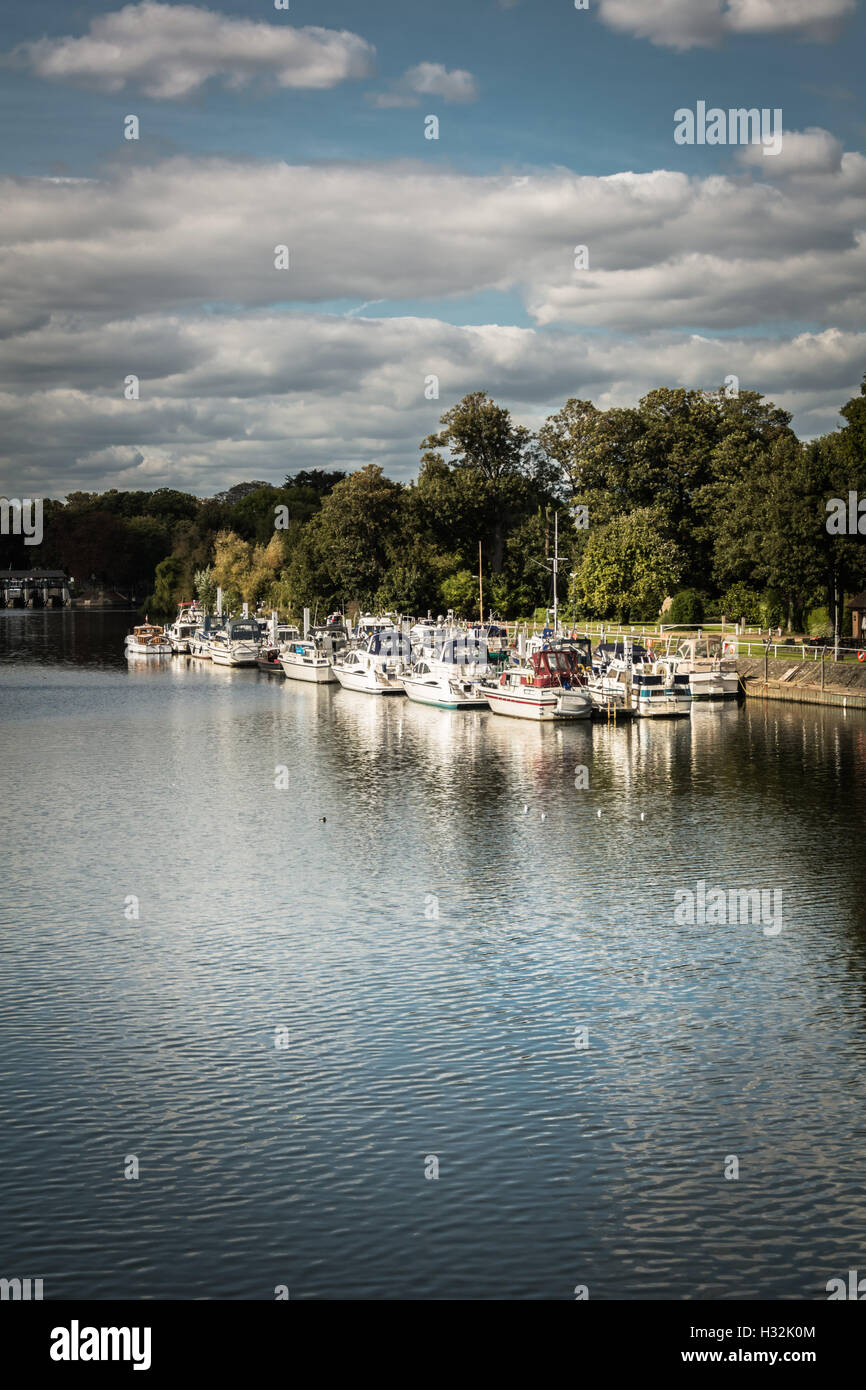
top-left (0, 0), bottom-right (864, 498)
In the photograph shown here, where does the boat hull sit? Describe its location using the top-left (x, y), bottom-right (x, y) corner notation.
top-left (484, 687), bottom-right (592, 720)
top-left (280, 656), bottom-right (337, 683)
top-left (125, 640), bottom-right (172, 656)
top-left (211, 644), bottom-right (259, 667)
top-left (333, 666), bottom-right (405, 695)
top-left (685, 671), bottom-right (739, 699)
top-left (401, 676), bottom-right (487, 709)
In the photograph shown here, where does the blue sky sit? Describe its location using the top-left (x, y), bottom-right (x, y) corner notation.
top-left (3, 1), bottom-right (864, 176)
top-left (0, 0), bottom-right (864, 495)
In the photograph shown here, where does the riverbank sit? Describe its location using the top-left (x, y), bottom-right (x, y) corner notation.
top-left (738, 657), bottom-right (866, 710)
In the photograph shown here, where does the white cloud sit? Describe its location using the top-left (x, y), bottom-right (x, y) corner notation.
top-left (597, 0), bottom-right (856, 49)
top-left (369, 62), bottom-right (478, 109)
top-left (1, 147), bottom-right (863, 494)
top-left (2, 152), bottom-right (864, 337)
top-left (11, 2), bottom-right (375, 98)
top-left (737, 126), bottom-right (844, 175)
top-left (726, 0), bottom-right (856, 38)
top-left (0, 312), bottom-right (862, 496)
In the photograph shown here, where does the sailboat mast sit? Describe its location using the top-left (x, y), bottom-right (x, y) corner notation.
top-left (479, 541), bottom-right (483, 625)
top-left (552, 510), bottom-right (559, 634)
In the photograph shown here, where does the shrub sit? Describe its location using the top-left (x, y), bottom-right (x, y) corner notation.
top-left (666, 589), bottom-right (704, 625)
top-left (806, 606), bottom-right (833, 638)
top-left (758, 589), bottom-right (785, 630)
top-left (721, 583), bottom-right (762, 625)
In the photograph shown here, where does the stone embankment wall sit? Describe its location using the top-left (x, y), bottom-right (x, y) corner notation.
top-left (737, 657), bottom-right (866, 710)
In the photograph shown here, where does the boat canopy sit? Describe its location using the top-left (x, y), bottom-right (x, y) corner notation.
top-left (366, 630), bottom-right (412, 658)
top-left (226, 620), bottom-right (259, 640)
top-left (594, 641), bottom-right (650, 664)
top-left (437, 636), bottom-right (488, 665)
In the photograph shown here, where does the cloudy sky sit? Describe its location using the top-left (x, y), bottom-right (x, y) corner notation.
top-left (1, 0), bottom-right (864, 498)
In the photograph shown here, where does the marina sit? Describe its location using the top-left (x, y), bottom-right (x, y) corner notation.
top-left (2, 608), bottom-right (866, 1303)
top-left (2, 0), bottom-right (865, 1344)
top-left (120, 603), bottom-right (754, 725)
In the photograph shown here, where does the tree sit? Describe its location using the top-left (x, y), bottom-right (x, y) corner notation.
top-left (667, 589), bottom-right (704, 625)
top-left (146, 556), bottom-right (184, 618)
top-left (420, 394), bottom-right (550, 576)
top-left (572, 509), bottom-right (684, 622)
top-left (422, 391), bottom-right (533, 481)
top-left (194, 566), bottom-right (217, 613)
top-left (284, 469), bottom-right (347, 497)
top-left (307, 464), bottom-right (404, 607)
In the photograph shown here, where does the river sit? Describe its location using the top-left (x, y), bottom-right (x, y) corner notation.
top-left (1, 610), bottom-right (865, 1299)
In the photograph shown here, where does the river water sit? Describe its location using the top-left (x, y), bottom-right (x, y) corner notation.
top-left (1, 610), bottom-right (865, 1300)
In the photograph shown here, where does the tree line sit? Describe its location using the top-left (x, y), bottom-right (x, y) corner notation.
top-left (3, 378), bottom-right (864, 635)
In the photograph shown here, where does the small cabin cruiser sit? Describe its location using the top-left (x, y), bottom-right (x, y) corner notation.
top-left (209, 618), bottom-right (260, 667)
top-left (257, 624), bottom-right (300, 672)
top-left (483, 648), bottom-right (593, 720)
top-left (125, 623), bottom-right (172, 656)
top-left (599, 665), bottom-right (692, 717)
top-left (165, 601), bottom-right (203, 654)
top-left (280, 639), bottom-right (337, 683)
top-left (188, 614), bottom-right (223, 658)
top-left (333, 630), bottom-right (411, 695)
top-left (401, 633), bottom-right (494, 709)
top-left (660, 637), bottom-right (739, 699)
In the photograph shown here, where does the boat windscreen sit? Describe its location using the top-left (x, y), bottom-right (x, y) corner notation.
top-left (438, 637), bottom-right (487, 665)
top-left (368, 631), bottom-right (412, 658)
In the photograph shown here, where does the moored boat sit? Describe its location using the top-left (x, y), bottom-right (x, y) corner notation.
top-left (333, 630), bottom-right (410, 695)
top-left (599, 664), bottom-right (692, 717)
top-left (210, 618), bottom-right (260, 667)
top-left (166, 601), bottom-right (203, 654)
top-left (257, 623), bottom-right (300, 672)
top-left (401, 632), bottom-right (494, 709)
top-left (125, 623), bottom-right (172, 656)
top-left (659, 637), bottom-right (739, 699)
top-left (280, 639), bottom-right (337, 683)
top-left (482, 648), bottom-right (593, 720)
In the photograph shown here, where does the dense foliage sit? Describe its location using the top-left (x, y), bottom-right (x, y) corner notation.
top-left (3, 378), bottom-right (865, 632)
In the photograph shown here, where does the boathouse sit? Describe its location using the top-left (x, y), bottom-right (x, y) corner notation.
top-left (846, 592), bottom-right (866, 644)
top-left (1, 569), bottom-right (71, 608)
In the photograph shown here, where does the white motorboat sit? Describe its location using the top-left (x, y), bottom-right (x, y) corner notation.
top-left (409, 619), bottom-right (455, 659)
top-left (209, 617), bottom-right (260, 667)
top-left (660, 637), bottom-right (739, 699)
top-left (401, 661), bottom-right (488, 709)
top-left (600, 665), bottom-right (692, 717)
top-left (401, 633), bottom-right (496, 709)
top-left (188, 626), bottom-right (212, 658)
top-left (333, 630), bottom-right (410, 695)
top-left (166, 601), bottom-right (203, 654)
top-left (280, 639), bottom-right (337, 683)
top-left (482, 648), bottom-right (593, 720)
top-left (125, 622), bottom-right (172, 657)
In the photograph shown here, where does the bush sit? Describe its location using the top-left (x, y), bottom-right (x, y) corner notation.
top-left (666, 589), bottom-right (704, 625)
top-left (805, 606), bottom-right (833, 638)
top-left (721, 582), bottom-right (762, 625)
top-left (758, 588), bottom-right (785, 630)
